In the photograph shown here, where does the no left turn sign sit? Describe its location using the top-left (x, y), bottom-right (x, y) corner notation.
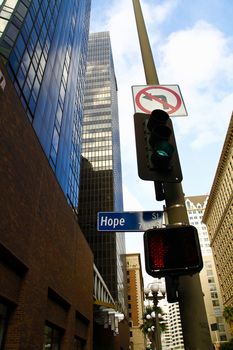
top-left (132, 85), bottom-right (188, 116)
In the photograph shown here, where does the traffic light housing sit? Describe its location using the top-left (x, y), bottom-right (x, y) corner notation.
top-left (144, 225), bottom-right (203, 278)
top-left (134, 109), bottom-right (182, 183)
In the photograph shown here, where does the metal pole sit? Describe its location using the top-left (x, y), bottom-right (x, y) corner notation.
top-left (132, 0), bottom-right (159, 85)
top-left (132, 1), bottom-right (212, 348)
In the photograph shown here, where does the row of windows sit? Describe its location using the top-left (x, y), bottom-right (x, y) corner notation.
top-left (84, 107), bottom-right (112, 115)
top-left (214, 225), bottom-right (233, 281)
top-left (82, 143), bottom-right (112, 152)
top-left (85, 91), bottom-right (111, 100)
top-left (189, 215), bottom-right (202, 220)
top-left (82, 131), bottom-right (112, 140)
top-left (208, 153), bottom-right (232, 231)
top-left (87, 56), bottom-right (110, 65)
top-left (84, 100), bottom-right (111, 107)
top-left (84, 75), bottom-right (110, 83)
top-left (84, 154), bottom-right (112, 161)
top-left (0, 302), bottom-right (85, 350)
top-left (82, 150), bottom-right (112, 159)
top-left (85, 84), bottom-right (110, 92)
top-left (82, 122), bottom-right (112, 131)
top-left (83, 115), bottom-right (111, 123)
top-left (89, 160), bottom-right (113, 170)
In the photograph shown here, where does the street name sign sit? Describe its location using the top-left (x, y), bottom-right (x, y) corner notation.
top-left (97, 211), bottom-right (163, 232)
top-left (132, 84), bottom-right (187, 116)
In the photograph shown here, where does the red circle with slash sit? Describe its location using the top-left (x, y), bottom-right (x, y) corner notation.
top-left (135, 86), bottom-right (182, 114)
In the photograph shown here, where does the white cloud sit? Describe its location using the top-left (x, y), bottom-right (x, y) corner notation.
top-left (143, 0), bottom-right (180, 25)
top-left (156, 20), bottom-right (233, 149)
top-left (158, 20), bottom-right (233, 87)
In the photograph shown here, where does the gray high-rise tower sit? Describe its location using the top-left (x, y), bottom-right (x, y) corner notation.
top-left (78, 32), bottom-right (126, 309)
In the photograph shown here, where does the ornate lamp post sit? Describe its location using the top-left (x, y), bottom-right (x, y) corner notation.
top-left (144, 281), bottom-right (166, 350)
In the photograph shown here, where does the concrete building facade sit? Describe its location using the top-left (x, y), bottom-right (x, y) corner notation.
top-left (165, 303), bottom-right (184, 350)
top-left (203, 114), bottom-right (233, 308)
top-left (185, 195), bottom-right (231, 346)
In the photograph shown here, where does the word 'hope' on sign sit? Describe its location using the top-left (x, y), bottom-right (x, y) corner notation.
top-left (99, 216), bottom-right (125, 229)
top-left (97, 211), bottom-right (163, 232)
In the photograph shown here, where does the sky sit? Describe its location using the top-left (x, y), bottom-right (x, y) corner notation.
top-left (90, 0), bottom-right (233, 286)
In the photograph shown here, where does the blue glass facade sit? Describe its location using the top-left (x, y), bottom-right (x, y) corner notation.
top-left (0, 0), bottom-right (91, 207)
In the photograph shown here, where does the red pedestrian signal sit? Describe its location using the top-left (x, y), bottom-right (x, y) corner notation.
top-left (144, 225), bottom-right (203, 278)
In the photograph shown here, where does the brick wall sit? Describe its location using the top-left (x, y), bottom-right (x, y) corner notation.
top-left (0, 60), bottom-right (93, 350)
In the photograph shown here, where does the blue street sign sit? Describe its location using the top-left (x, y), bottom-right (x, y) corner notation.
top-left (97, 211), bottom-right (163, 232)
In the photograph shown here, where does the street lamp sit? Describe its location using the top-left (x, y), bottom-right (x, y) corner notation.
top-left (144, 281), bottom-right (166, 350)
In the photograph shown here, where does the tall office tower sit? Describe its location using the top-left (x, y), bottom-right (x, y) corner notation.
top-left (0, 0), bottom-right (91, 207)
top-left (126, 254), bottom-right (145, 350)
top-left (78, 32), bottom-right (126, 307)
top-left (185, 195), bottom-right (231, 345)
top-left (203, 114), bottom-right (233, 308)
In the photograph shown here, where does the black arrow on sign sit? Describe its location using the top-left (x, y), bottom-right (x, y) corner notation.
top-left (143, 94), bottom-right (169, 110)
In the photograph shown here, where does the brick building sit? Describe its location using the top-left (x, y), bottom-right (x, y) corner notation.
top-left (0, 60), bottom-right (93, 349)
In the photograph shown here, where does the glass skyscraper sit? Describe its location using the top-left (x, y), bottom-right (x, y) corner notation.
top-left (78, 32), bottom-right (126, 308)
top-left (0, 0), bottom-right (91, 207)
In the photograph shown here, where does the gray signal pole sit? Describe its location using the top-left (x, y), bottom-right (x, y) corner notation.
top-left (132, 0), bottom-right (213, 348)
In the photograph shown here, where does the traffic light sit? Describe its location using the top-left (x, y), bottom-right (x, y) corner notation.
top-left (144, 225), bottom-right (203, 278)
top-left (134, 109), bottom-right (182, 183)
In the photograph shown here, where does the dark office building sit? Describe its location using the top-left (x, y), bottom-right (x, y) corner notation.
top-left (78, 32), bottom-right (127, 310)
top-left (0, 0), bottom-right (91, 207)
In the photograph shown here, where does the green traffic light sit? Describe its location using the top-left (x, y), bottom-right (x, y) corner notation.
top-left (155, 141), bottom-right (174, 158)
top-left (157, 150), bottom-right (169, 157)
top-left (151, 140), bottom-right (174, 169)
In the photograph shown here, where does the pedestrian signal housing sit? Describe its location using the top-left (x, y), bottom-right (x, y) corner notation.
top-left (144, 225), bottom-right (203, 278)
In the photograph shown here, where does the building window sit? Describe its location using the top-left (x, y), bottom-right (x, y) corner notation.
top-left (220, 335), bottom-right (227, 341)
top-left (74, 337), bottom-right (85, 350)
top-left (0, 302), bottom-right (9, 349)
top-left (43, 323), bottom-right (62, 350)
top-left (208, 277), bottom-right (215, 283)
